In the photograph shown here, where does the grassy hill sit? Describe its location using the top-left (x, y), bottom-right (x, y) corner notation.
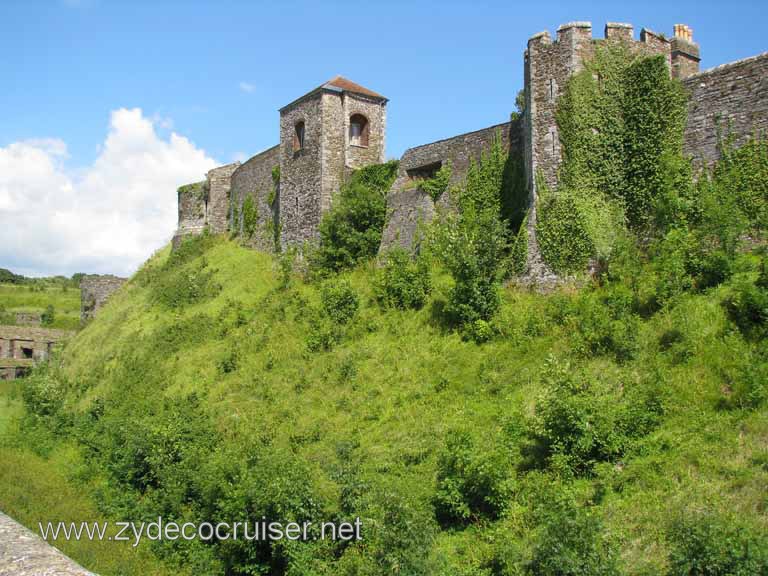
top-left (0, 233), bottom-right (766, 575)
top-left (0, 282), bottom-right (81, 330)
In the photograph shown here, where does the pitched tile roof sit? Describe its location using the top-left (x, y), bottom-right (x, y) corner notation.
top-left (322, 76), bottom-right (386, 100)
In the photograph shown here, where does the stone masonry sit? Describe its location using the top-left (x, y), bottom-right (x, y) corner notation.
top-left (380, 120), bottom-right (521, 251)
top-left (172, 23), bottom-right (767, 283)
top-left (682, 52), bottom-right (768, 167)
top-left (229, 145), bottom-right (281, 251)
top-left (0, 325), bottom-right (74, 380)
top-left (80, 275), bottom-right (126, 322)
top-left (278, 77), bottom-right (387, 248)
top-left (0, 512), bottom-right (96, 575)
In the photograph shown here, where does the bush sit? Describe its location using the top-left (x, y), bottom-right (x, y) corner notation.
top-left (433, 430), bottom-right (511, 526)
top-left (651, 228), bottom-right (698, 307)
top-left (420, 161), bottom-right (452, 202)
top-left (22, 368), bottom-right (65, 417)
top-left (41, 304), bottom-right (55, 326)
top-left (667, 509), bottom-right (768, 576)
top-left (572, 287), bottom-right (640, 363)
top-left (433, 210), bottom-right (507, 329)
top-left (531, 357), bottom-right (662, 475)
top-left (337, 488), bottom-right (437, 576)
top-left (722, 278), bottom-right (768, 340)
top-left (311, 161), bottom-right (398, 274)
top-left (321, 279), bottom-right (359, 325)
top-left (375, 249), bottom-right (432, 310)
top-left (241, 195), bottom-right (259, 239)
top-left (525, 485), bottom-right (619, 576)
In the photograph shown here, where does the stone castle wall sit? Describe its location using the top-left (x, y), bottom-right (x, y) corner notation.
top-left (683, 52), bottom-right (768, 167)
top-left (80, 275), bottom-right (126, 322)
top-left (380, 120), bottom-right (521, 252)
top-left (206, 162), bottom-right (241, 234)
top-left (230, 145), bottom-right (280, 251)
top-left (171, 21), bottom-right (767, 280)
top-left (342, 92), bottom-right (387, 169)
top-left (172, 181), bottom-right (207, 248)
top-left (279, 93), bottom-right (324, 247)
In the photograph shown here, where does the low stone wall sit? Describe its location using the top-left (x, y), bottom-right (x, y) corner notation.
top-left (683, 52), bottom-right (768, 167)
top-left (380, 119), bottom-right (522, 252)
top-left (14, 313), bottom-right (41, 327)
top-left (0, 512), bottom-right (97, 575)
top-left (80, 275), bottom-right (126, 322)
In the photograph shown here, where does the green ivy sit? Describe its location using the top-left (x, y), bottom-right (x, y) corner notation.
top-left (242, 196), bottom-right (259, 239)
top-left (420, 161), bottom-right (452, 202)
top-left (556, 44), bottom-right (688, 232)
top-left (537, 192), bottom-right (594, 274)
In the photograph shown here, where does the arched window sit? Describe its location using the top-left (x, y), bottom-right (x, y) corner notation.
top-left (349, 114), bottom-right (369, 147)
top-left (293, 121), bottom-right (305, 152)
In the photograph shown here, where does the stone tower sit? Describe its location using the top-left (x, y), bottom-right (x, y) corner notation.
top-left (278, 76), bottom-right (387, 247)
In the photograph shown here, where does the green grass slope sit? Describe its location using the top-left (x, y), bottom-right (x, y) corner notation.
top-left (1, 235), bottom-right (767, 575)
top-left (0, 282), bottom-right (81, 329)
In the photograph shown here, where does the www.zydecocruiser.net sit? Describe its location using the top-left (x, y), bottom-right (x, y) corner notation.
top-left (38, 517), bottom-right (363, 547)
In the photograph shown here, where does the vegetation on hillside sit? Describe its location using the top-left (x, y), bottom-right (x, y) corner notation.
top-left (0, 280), bottom-right (82, 330)
top-left (1, 46), bottom-right (768, 576)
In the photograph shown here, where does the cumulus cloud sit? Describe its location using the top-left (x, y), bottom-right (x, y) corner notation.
top-left (0, 108), bottom-right (218, 277)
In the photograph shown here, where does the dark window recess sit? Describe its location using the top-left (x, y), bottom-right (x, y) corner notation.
top-left (293, 121), bottom-right (305, 152)
top-left (21, 347), bottom-right (33, 359)
top-left (349, 114), bottom-right (369, 147)
top-left (406, 161), bottom-right (443, 181)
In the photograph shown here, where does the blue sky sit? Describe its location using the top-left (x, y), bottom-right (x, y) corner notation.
top-left (0, 0), bottom-right (766, 276)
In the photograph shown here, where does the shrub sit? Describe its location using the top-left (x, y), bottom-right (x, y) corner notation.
top-left (375, 249), bottom-right (432, 310)
top-left (22, 368), bottom-right (65, 418)
top-left (433, 210), bottom-right (507, 329)
top-left (510, 213), bottom-right (529, 276)
top-left (572, 287), bottom-right (640, 363)
top-left (531, 357), bottom-right (662, 475)
top-left (214, 447), bottom-right (323, 575)
top-left (311, 161), bottom-right (398, 274)
top-left (722, 277), bottom-right (768, 340)
top-left (41, 304), bottom-right (55, 326)
top-left (667, 509), bottom-right (768, 576)
top-left (321, 279), bottom-right (359, 325)
top-left (151, 259), bottom-right (221, 309)
top-left (525, 485), bottom-right (619, 576)
top-left (337, 488), bottom-right (437, 576)
top-left (433, 430), bottom-right (511, 526)
top-left (241, 195), bottom-right (259, 239)
top-left (651, 228), bottom-right (698, 307)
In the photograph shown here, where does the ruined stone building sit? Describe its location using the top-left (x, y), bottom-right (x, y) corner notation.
top-left (80, 274), bottom-right (126, 322)
top-left (0, 326), bottom-right (74, 380)
top-left (173, 22), bottom-right (768, 279)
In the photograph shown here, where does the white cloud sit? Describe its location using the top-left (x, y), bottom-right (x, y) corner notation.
top-left (239, 82), bottom-right (256, 94)
top-left (0, 108), bottom-right (218, 277)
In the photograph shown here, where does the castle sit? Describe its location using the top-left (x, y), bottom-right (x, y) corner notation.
top-left (173, 22), bottom-right (768, 280)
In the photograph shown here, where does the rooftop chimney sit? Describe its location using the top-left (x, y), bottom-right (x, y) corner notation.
top-left (671, 23), bottom-right (700, 79)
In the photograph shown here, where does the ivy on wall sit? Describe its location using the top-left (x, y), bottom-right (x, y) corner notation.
top-left (538, 44), bottom-right (690, 274)
top-left (421, 161), bottom-right (452, 202)
top-left (241, 196), bottom-right (259, 239)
